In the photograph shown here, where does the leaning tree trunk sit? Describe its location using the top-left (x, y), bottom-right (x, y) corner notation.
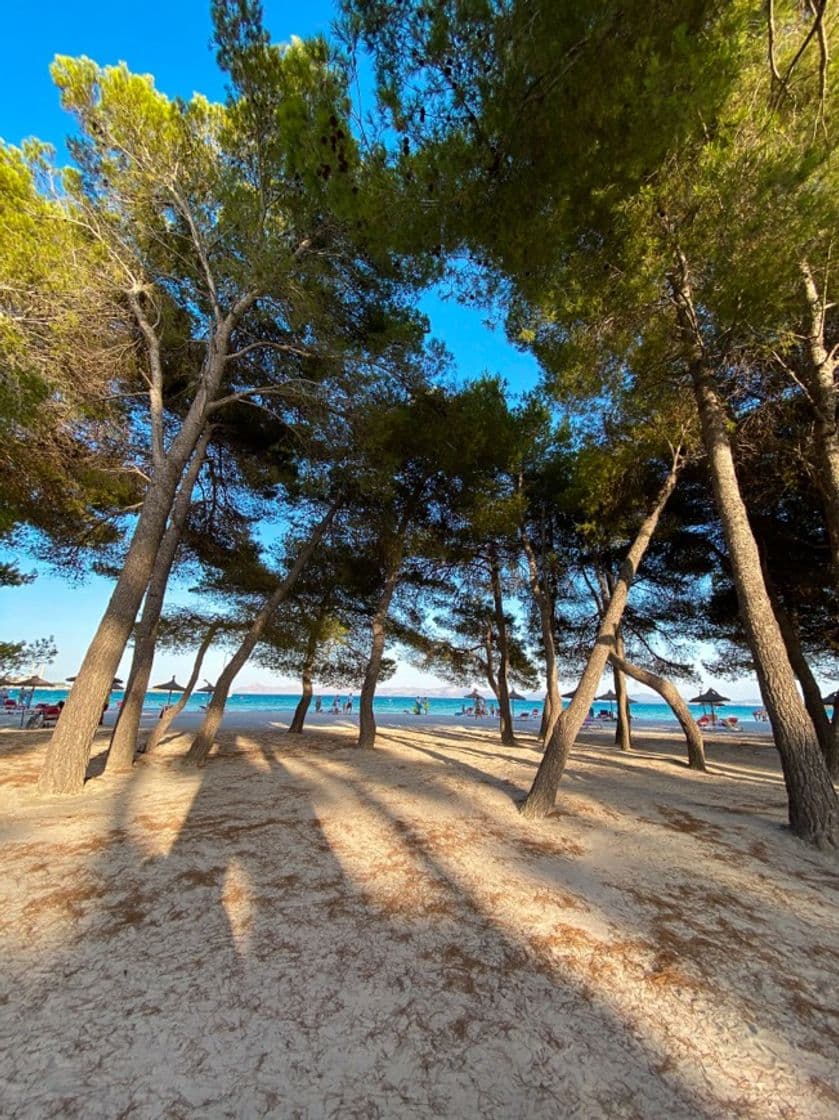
top-left (673, 311), bottom-right (839, 843)
top-left (490, 549), bottom-right (515, 745)
top-left (36, 298), bottom-right (250, 797)
top-left (800, 260), bottom-right (839, 580)
top-left (521, 458), bottom-right (682, 819)
top-left (37, 462), bottom-right (184, 795)
top-left (613, 630), bottom-right (633, 752)
top-left (184, 503), bottom-right (338, 766)
top-left (692, 364), bottom-right (838, 844)
top-left (288, 632), bottom-right (318, 734)
top-left (141, 621), bottom-right (220, 755)
top-left (358, 563), bottom-right (401, 751)
top-left (609, 651), bottom-right (706, 772)
top-left (107, 432), bottom-right (212, 773)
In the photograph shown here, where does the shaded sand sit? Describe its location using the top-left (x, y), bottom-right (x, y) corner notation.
top-left (0, 720), bottom-right (837, 1118)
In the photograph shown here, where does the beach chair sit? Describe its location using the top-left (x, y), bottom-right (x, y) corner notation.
top-left (720, 716), bottom-right (740, 730)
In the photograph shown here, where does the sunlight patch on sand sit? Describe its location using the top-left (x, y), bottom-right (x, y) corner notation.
top-left (222, 856), bottom-right (255, 956)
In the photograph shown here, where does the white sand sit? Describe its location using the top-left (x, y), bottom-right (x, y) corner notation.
top-left (0, 716), bottom-right (836, 1118)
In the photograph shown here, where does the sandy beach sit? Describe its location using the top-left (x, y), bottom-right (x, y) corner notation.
top-left (0, 715), bottom-right (837, 1118)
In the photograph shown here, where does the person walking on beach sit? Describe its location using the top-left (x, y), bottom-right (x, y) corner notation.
top-left (315, 696), bottom-right (322, 713)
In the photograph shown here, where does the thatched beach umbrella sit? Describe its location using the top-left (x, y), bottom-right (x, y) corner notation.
top-left (196, 679), bottom-right (215, 693)
top-left (153, 676), bottom-right (186, 705)
top-left (690, 687), bottom-right (729, 723)
top-left (508, 687), bottom-right (527, 717)
top-left (822, 690), bottom-right (838, 707)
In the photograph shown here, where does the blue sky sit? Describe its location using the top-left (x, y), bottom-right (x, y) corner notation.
top-left (0, 2), bottom-right (770, 700)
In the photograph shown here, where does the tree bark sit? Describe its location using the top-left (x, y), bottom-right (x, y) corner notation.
top-left (800, 260), bottom-right (839, 581)
top-left (106, 431), bottom-right (212, 773)
top-left (37, 465), bottom-right (182, 794)
top-left (770, 590), bottom-right (839, 779)
top-left (357, 563), bottom-right (401, 750)
top-left (184, 502), bottom-right (338, 766)
top-left (288, 631), bottom-right (318, 734)
top-left (609, 652), bottom-right (706, 771)
top-left (37, 299), bottom-right (253, 795)
top-left (521, 457), bottom-right (682, 819)
top-left (613, 629), bottom-right (633, 752)
top-left (538, 700), bottom-right (550, 741)
top-left (520, 518), bottom-right (562, 743)
top-left (672, 253), bottom-right (838, 847)
top-left (489, 548), bottom-right (515, 745)
top-left (141, 621), bottom-right (220, 755)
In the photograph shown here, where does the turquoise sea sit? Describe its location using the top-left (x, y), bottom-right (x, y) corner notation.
top-left (5, 688), bottom-right (772, 726)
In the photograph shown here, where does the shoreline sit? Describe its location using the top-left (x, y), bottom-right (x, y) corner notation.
top-left (0, 704), bottom-right (777, 739)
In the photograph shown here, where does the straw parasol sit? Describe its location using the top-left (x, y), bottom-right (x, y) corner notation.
top-left (153, 676), bottom-right (186, 705)
top-left (822, 690), bottom-right (838, 706)
top-left (508, 687), bottom-right (527, 717)
top-left (690, 687), bottom-right (729, 723)
top-left (196, 679), bottom-right (215, 693)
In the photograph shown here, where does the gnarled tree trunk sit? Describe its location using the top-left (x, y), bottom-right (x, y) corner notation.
top-left (521, 457), bottom-right (682, 819)
top-left (609, 652), bottom-right (706, 771)
top-left (184, 503), bottom-right (337, 766)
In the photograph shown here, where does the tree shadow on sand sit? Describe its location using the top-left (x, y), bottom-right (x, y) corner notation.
top-left (0, 726), bottom-right (836, 1117)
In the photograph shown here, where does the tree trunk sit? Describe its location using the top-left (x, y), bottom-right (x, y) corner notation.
top-left (288, 631), bottom-right (318, 734)
top-left (357, 565), bottom-right (401, 750)
top-left (184, 503), bottom-right (338, 766)
top-left (106, 432), bottom-right (211, 773)
top-left (609, 652), bottom-right (706, 771)
top-left (769, 586), bottom-right (837, 773)
top-left (680, 343), bottom-right (839, 845)
top-left (521, 458), bottom-right (682, 819)
top-left (538, 701), bottom-right (550, 741)
top-left (800, 260), bottom-right (839, 580)
top-left (141, 621), bottom-right (220, 755)
top-left (671, 250), bottom-right (838, 847)
top-left (36, 309), bottom-right (247, 796)
top-left (520, 522), bottom-right (562, 743)
top-left (490, 549), bottom-right (515, 745)
top-left (37, 465), bottom-right (183, 794)
top-left (613, 630), bottom-right (632, 752)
